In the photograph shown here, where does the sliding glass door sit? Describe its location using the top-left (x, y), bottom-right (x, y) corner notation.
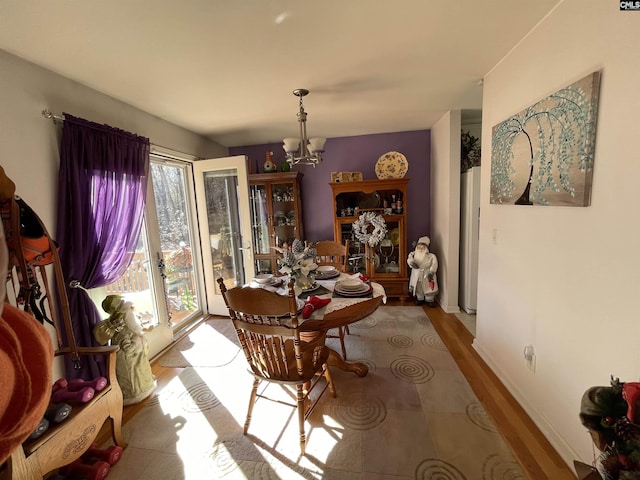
top-left (104, 153), bottom-right (253, 355)
top-left (105, 155), bottom-right (204, 357)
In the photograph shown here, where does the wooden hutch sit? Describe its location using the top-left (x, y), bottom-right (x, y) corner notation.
top-left (330, 178), bottom-right (409, 298)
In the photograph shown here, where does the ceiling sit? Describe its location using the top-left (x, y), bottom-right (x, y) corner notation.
top-left (0, 1), bottom-right (560, 147)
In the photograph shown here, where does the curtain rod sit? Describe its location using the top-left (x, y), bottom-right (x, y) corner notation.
top-left (42, 109), bottom-right (64, 123)
top-left (41, 109), bottom-right (200, 161)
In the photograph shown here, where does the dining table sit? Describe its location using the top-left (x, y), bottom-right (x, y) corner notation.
top-left (250, 272), bottom-right (386, 377)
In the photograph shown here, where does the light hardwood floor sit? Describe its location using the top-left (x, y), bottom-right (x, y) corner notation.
top-left (98, 301), bottom-right (577, 480)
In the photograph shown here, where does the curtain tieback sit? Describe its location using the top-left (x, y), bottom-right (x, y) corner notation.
top-left (69, 280), bottom-right (88, 291)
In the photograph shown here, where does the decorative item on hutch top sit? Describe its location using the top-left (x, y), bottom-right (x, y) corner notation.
top-left (375, 151), bottom-right (409, 179)
top-left (263, 151), bottom-right (278, 173)
top-left (331, 171), bottom-right (363, 183)
top-left (283, 89), bottom-right (326, 168)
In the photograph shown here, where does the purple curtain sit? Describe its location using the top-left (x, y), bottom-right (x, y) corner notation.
top-left (56, 114), bottom-right (150, 379)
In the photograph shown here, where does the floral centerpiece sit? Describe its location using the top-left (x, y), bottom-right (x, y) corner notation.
top-left (274, 239), bottom-right (318, 289)
top-left (352, 211), bottom-right (388, 247)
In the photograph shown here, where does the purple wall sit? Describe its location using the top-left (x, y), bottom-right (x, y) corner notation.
top-left (230, 130), bottom-right (431, 252)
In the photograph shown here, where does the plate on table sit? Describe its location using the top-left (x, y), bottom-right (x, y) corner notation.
top-left (316, 270), bottom-right (340, 280)
top-left (334, 279), bottom-right (369, 294)
top-left (334, 283), bottom-right (373, 297)
top-left (301, 282), bottom-right (320, 293)
top-left (254, 273), bottom-right (273, 284)
top-left (316, 268), bottom-right (340, 280)
top-left (336, 278), bottom-right (366, 290)
top-left (375, 151), bottom-right (408, 179)
top-left (317, 265), bottom-right (337, 273)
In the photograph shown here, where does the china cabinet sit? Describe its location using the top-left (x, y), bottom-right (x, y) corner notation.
top-left (330, 178), bottom-right (409, 298)
top-left (249, 171), bottom-right (304, 274)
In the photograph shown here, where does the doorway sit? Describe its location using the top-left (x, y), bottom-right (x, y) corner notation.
top-left (105, 154), bottom-right (205, 358)
top-left (104, 153), bottom-right (255, 355)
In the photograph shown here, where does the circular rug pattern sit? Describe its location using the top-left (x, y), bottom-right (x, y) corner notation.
top-left (421, 332), bottom-right (448, 351)
top-left (390, 355), bottom-right (435, 384)
top-left (349, 315), bottom-right (378, 329)
top-left (355, 358), bottom-right (376, 373)
top-left (415, 458), bottom-right (467, 479)
top-left (178, 382), bottom-right (222, 413)
top-left (331, 396), bottom-right (386, 430)
top-left (387, 334), bottom-right (413, 348)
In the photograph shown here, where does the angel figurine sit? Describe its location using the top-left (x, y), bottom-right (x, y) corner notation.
top-left (95, 295), bottom-right (156, 405)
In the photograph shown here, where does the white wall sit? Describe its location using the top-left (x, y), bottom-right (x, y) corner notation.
top-left (477, 0), bottom-right (640, 466)
top-left (0, 49), bottom-right (228, 378)
top-left (430, 110), bottom-right (461, 313)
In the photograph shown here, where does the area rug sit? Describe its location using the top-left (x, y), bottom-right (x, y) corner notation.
top-left (106, 307), bottom-right (524, 479)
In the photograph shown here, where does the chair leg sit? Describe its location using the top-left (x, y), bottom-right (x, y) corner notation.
top-left (244, 378), bottom-right (260, 435)
top-left (296, 384), bottom-right (307, 455)
top-left (338, 327), bottom-right (347, 360)
top-left (324, 364), bottom-right (337, 398)
top-left (344, 325), bottom-right (350, 335)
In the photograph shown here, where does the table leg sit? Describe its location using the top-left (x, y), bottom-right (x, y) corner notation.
top-left (301, 330), bottom-right (369, 377)
top-left (327, 348), bottom-right (368, 377)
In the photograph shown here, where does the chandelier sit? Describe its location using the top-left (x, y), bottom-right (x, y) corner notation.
top-left (283, 89), bottom-right (326, 168)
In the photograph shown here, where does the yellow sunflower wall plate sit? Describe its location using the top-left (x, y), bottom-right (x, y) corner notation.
top-left (375, 151), bottom-right (408, 179)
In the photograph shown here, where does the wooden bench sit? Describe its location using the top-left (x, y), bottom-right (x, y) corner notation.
top-left (3, 347), bottom-right (127, 480)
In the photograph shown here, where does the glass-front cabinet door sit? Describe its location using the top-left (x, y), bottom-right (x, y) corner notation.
top-left (249, 172), bottom-right (304, 274)
top-left (249, 183), bottom-right (271, 273)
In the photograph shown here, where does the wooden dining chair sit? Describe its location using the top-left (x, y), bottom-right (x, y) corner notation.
top-left (313, 239), bottom-right (351, 359)
top-left (313, 239), bottom-right (350, 272)
top-left (217, 277), bottom-right (336, 455)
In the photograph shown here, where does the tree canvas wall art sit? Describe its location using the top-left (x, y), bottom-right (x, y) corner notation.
top-left (490, 71), bottom-right (600, 206)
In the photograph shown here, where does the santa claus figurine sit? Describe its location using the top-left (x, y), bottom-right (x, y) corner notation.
top-left (407, 236), bottom-right (439, 306)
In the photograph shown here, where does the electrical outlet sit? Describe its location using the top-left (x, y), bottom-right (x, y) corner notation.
top-left (527, 354), bottom-right (536, 373)
top-left (524, 345), bottom-right (536, 373)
